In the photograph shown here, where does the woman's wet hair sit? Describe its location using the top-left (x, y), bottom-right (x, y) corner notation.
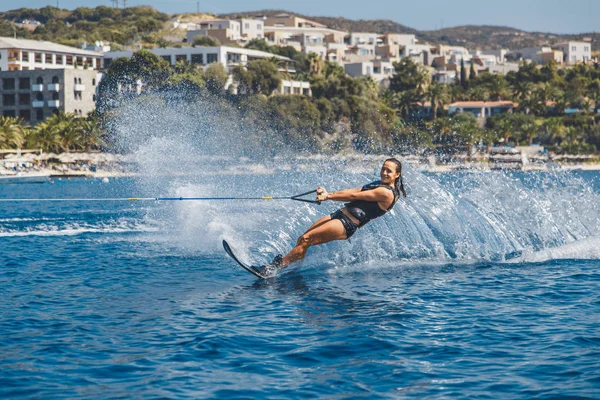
top-left (385, 158), bottom-right (407, 198)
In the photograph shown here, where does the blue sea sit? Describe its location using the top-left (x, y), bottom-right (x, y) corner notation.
top-left (1, 168), bottom-right (599, 399)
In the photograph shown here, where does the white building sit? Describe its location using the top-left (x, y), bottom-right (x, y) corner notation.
top-left (344, 60), bottom-right (395, 82)
top-left (187, 18), bottom-right (265, 44)
top-left (103, 46), bottom-right (293, 73)
top-left (279, 80), bottom-right (311, 96)
top-left (103, 46), bottom-right (309, 95)
top-left (477, 49), bottom-right (508, 64)
top-left (346, 32), bottom-right (379, 46)
top-left (556, 41), bottom-right (592, 64)
top-left (488, 63), bottom-right (520, 75)
top-left (239, 18), bottom-right (264, 40)
top-left (0, 37), bottom-right (102, 72)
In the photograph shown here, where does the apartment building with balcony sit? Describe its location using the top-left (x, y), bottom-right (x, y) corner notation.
top-left (344, 60), bottom-right (395, 82)
top-left (0, 37), bottom-right (102, 72)
top-left (0, 68), bottom-right (99, 124)
top-left (186, 18), bottom-right (265, 45)
top-left (103, 46), bottom-right (293, 74)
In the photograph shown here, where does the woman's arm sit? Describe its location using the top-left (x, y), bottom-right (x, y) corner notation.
top-left (317, 187), bottom-right (392, 203)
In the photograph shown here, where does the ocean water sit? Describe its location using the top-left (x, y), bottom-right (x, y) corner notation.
top-left (1, 170), bottom-right (599, 398)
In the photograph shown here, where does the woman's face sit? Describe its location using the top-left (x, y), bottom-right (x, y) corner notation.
top-left (380, 161), bottom-right (400, 184)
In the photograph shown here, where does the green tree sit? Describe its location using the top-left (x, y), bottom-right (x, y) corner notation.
top-left (389, 57), bottom-right (429, 94)
top-left (267, 95), bottom-right (321, 152)
top-left (192, 35), bottom-right (220, 47)
top-left (246, 59), bottom-right (282, 95)
top-left (0, 117), bottom-right (27, 149)
top-left (588, 79), bottom-right (600, 114)
top-left (460, 59), bottom-right (467, 89)
top-left (27, 119), bottom-right (62, 153)
top-left (232, 64), bottom-right (253, 95)
top-left (426, 82), bottom-right (448, 119)
top-left (204, 62), bottom-right (229, 94)
top-left (244, 38), bottom-right (271, 52)
top-left (469, 62), bottom-right (477, 80)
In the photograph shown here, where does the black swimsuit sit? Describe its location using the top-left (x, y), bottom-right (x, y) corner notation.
top-left (330, 181), bottom-right (399, 238)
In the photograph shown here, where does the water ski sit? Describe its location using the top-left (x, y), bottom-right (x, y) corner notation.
top-left (222, 240), bottom-right (267, 279)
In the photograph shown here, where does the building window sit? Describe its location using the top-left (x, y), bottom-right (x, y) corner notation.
top-left (161, 55), bottom-right (171, 63)
top-left (52, 92), bottom-right (59, 100)
top-left (74, 78), bottom-right (78, 85)
top-left (207, 53), bottom-right (218, 63)
top-left (92, 78), bottom-right (96, 86)
top-left (45, 53), bottom-right (52, 63)
top-left (3, 78), bottom-right (15, 90)
top-left (36, 92), bottom-right (44, 101)
top-left (36, 76), bottom-right (43, 85)
top-left (56, 55), bottom-right (64, 65)
top-left (191, 54), bottom-right (203, 64)
top-left (78, 78), bottom-right (82, 84)
top-left (22, 51), bottom-right (29, 62)
top-left (36, 109), bottom-right (44, 120)
top-left (35, 53), bottom-right (42, 63)
top-left (18, 93), bottom-right (30, 105)
top-left (584, 46), bottom-right (590, 52)
top-left (52, 76), bottom-right (59, 84)
top-left (245, 23), bottom-right (250, 29)
top-left (19, 78), bottom-right (30, 89)
top-left (3, 94), bottom-right (16, 106)
top-left (19, 109), bottom-right (31, 121)
top-left (3, 110), bottom-right (16, 117)
top-left (572, 46), bottom-right (576, 51)
top-left (175, 54), bottom-right (187, 63)
top-left (66, 55), bottom-right (73, 65)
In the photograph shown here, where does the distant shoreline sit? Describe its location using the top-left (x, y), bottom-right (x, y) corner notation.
top-left (2, 152), bottom-right (600, 179)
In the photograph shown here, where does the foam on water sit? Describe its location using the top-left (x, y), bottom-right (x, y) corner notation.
top-left (0, 218), bottom-right (153, 237)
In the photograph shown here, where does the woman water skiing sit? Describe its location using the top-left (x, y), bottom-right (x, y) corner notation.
top-left (255, 158), bottom-right (407, 276)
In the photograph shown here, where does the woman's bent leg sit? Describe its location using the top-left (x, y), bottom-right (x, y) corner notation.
top-left (281, 219), bottom-right (347, 267)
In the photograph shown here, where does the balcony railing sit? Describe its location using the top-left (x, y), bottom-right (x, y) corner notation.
top-left (47, 83), bottom-right (60, 91)
top-left (32, 101), bottom-right (45, 108)
top-left (74, 84), bottom-right (85, 91)
top-left (32, 84), bottom-right (44, 91)
top-left (47, 100), bottom-right (60, 108)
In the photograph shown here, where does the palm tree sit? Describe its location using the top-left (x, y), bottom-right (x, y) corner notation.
top-left (467, 85), bottom-right (490, 101)
top-left (426, 82), bottom-right (448, 119)
top-left (44, 112), bottom-right (83, 151)
top-left (0, 116), bottom-right (27, 149)
top-left (512, 80), bottom-right (534, 101)
top-left (78, 115), bottom-right (106, 151)
top-left (27, 120), bottom-right (62, 153)
top-left (487, 74), bottom-right (509, 101)
top-left (495, 116), bottom-right (514, 146)
top-left (520, 116), bottom-right (539, 145)
top-left (307, 52), bottom-right (324, 76)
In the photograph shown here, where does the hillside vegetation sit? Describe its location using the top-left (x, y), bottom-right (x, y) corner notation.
top-left (1, 6), bottom-right (596, 51)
